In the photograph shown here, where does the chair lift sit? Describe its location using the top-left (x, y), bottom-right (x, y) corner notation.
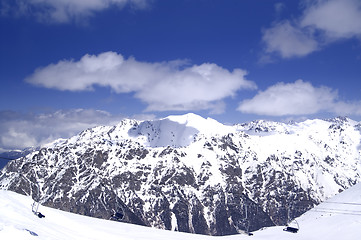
top-left (110, 207), bottom-right (124, 222)
top-left (244, 204), bottom-right (253, 236)
top-left (283, 202), bottom-right (299, 233)
top-left (110, 212), bottom-right (124, 221)
top-left (31, 177), bottom-right (45, 218)
top-left (283, 219), bottom-right (299, 233)
top-left (32, 201), bottom-right (45, 218)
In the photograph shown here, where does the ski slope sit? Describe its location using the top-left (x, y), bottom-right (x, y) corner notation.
top-left (1, 182), bottom-right (361, 240)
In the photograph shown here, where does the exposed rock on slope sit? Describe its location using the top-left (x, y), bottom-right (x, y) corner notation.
top-left (1, 114), bottom-right (361, 235)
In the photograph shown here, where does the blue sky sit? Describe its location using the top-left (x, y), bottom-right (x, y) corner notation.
top-left (1, 0), bottom-right (361, 151)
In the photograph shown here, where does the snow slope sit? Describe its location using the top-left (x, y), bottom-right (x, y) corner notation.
top-left (1, 114), bottom-right (361, 236)
top-left (246, 181), bottom-right (361, 240)
top-left (0, 190), bottom-right (213, 240)
top-left (1, 181), bottom-right (361, 240)
top-left (128, 113), bottom-right (235, 148)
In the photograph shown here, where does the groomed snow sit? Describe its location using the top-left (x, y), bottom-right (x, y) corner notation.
top-left (1, 182), bottom-right (361, 240)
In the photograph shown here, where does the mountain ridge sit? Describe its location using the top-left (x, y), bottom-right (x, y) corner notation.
top-left (1, 114), bottom-right (361, 235)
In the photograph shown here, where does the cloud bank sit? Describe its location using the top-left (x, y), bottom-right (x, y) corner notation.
top-left (0, 109), bottom-right (126, 151)
top-left (26, 51), bottom-right (256, 113)
top-left (263, 0), bottom-right (361, 58)
top-left (0, 0), bottom-right (151, 23)
top-left (238, 80), bottom-right (361, 117)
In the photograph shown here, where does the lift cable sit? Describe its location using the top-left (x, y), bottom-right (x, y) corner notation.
top-left (322, 201), bottom-right (361, 206)
top-left (316, 207), bottom-right (361, 213)
top-left (310, 209), bottom-right (361, 216)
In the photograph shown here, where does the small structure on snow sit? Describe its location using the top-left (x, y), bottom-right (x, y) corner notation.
top-left (32, 201), bottom-right (45, 218)
top-left (283, 219), bottom-right (299, 233)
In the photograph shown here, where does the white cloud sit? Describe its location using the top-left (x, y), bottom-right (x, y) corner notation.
top-left (301, 0), bottom-right (361, 40)
top-left (0, 0), bottom-right (151, 23)
top-left (238, 80), bottom-right (361, 116)
top-left (0, 109), bottom-right (126, 151)
top-left (262, 0), bottom-right (361, 59)
top-left (26, 51), bottom-right (256, 113)
top-left (262, 20), bottom-right (319, 58)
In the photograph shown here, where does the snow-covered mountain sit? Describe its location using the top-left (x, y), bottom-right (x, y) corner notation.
top-left (0, 113), bottom-right (361, 236)
top-left (1, 181), bottom-right (361, 239)
top-left (0, 148), bottom-right (36, 169)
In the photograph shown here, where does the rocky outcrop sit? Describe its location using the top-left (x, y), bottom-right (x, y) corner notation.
top-left (1, 115), bottom-right (361, 235)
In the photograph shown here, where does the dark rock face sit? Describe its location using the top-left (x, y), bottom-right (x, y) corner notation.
top-left (1, 116), bottom-right (361, 236)
top-left (0, 143), bottom-right (274, 236)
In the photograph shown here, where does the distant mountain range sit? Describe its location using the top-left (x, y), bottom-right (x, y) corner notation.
top-left (1, 114), bottom-right (361, 236)
top-left (0, 148), bottom-right (36, 169)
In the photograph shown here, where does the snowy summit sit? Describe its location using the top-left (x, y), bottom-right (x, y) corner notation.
top-left (0, 114), bottom-right (361, 236)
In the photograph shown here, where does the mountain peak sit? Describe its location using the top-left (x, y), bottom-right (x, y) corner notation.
top-left (128, 113), bottom-right (233, 148)
top-left (1, 114), bottom-right (361, 236)
top-left (164, 112), bottom-right (204, 123)
top-left (164, 113), bottom-right (233, 136)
